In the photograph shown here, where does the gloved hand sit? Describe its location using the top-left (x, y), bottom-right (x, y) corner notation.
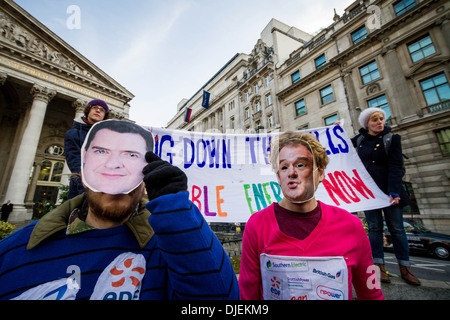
top-left (142, 152), bottom-right (188, 201)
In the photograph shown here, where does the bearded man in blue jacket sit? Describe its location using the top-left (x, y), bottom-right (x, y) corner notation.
top-left (0, 120), bottom-right (239, 300)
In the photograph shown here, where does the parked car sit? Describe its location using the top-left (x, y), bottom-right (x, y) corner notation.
top-left (383, 219), bottom-right (450, 260)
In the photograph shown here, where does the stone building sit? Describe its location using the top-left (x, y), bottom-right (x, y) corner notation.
top-left (0, 0), bottom-right (134, 223)
top-left (167, 0), bottom-right (450, 233)
top-left (166, 19), bottom-right (312, 134)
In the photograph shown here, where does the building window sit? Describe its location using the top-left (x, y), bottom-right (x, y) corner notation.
top-left (45, 145), bottom-right (65, 156)
top-left (435, 128), bottom-right (450, 156)
top-left (402, 181), bottom-right (420, 214)
top-left (291, 71), bottom-right (300, 84)
top-left (230, 117), bottom-right (235, 130)
top-left (315, 54), bottom-right (326, 69)
top-left (394, 0), bottom-right (416, 16)
top-left (255, 84), bottom-right (259, 94)
top-left (351, 26), bottom-right (368, 44)
top-left (265, 76), bottom-right (271, 87)
top-left (367, 94), bottom-right (392, 123)
top-left (420, 73), bottom-right (450, 106)
top-left (320, 85), bottom-right (334, 105)
top-left (324, 114), bottom-right (339, 126)
top-left (255, 101), bottom-right (261, 112)
top-left (245, 107), bottom-right (250, 119)
top-left (267, 114), bottom-right (274, 128)
top-left (295, 99), bottom-right (306, 117)
top-left (359, 60), bottom-right (380, 84)
top-left (245, 92), bottom-right (250, 102)
top-left (266, 94), bottom-right (272, 106)
top-left (408, 34), bottom-right (436, 63)
top-left (298, 124), bottom-right (309, 130)
top-left (38, 160), bottom-right (64, 183)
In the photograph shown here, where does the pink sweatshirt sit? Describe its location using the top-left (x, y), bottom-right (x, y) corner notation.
top-left (239, 201), bottom-right (384, 300)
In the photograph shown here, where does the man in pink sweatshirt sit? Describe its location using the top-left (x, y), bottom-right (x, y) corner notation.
top-left (239, 132), bottom-right (384, 300)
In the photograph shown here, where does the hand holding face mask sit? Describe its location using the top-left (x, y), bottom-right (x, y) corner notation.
top-left (142, 152), bottom-right (188, 201)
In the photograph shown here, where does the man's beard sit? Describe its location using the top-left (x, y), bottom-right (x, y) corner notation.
top-left (86, 184), bottom-right (144, 224)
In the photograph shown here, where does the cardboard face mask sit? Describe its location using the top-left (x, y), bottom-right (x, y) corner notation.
top-left (276, 141), bottom-right (319, 204)
top-left (81, 120), bottom-right (154, 195)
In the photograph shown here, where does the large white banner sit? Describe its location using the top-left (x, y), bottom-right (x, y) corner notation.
top-left (146, 125), bottom-right (390, 223)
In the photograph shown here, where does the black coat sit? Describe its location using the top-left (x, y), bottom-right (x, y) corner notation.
top-left (1, 203), bottom-right (13, 215)
top-left (351, 126), bottom-right (409, 208)
top-left (64, 118), bottom-right (92, 199)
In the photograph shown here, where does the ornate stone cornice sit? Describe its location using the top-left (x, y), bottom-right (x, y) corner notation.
top-left (0, 8), bottom-right (98, 82)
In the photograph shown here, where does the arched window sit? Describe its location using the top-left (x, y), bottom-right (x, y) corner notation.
top-left (38, 160), bottom-right (64, 183)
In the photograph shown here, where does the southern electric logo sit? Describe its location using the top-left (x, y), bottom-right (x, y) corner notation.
top-left (266, 260), bottom-right (307, 270)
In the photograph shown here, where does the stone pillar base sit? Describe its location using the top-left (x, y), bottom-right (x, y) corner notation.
top-left (7, 205), bottom-right (33, 224)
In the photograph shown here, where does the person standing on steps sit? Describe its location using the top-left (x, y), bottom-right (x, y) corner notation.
top-left (64, 99), bottom-right (110, 199)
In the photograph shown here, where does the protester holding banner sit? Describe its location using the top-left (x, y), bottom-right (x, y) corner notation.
top-left (0, 120), bottom-right (239, 300)
top-left (239, 131), bottom-right (384, 300)
top-left (351, 108), bottom-right (420, 286)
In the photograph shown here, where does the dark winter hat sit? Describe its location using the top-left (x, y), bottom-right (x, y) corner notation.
top-left (87, 99), bottom-right (109, 112)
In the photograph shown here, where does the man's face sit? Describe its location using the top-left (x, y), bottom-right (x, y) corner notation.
top-left (87, 105), bottom-right (106, 123)
top-left (276, 144), bottom-right (324, 204)
top-left (82, 129), bottom-right (148, 195)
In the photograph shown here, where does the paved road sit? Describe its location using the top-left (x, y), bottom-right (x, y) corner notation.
top-left (383, 251), bottom-right (450, 282)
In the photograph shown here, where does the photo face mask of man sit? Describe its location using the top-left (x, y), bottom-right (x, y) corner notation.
top-left (276, 141), bottom-right (320, 204)
top-left (81, 120), bottom-right (154, 195)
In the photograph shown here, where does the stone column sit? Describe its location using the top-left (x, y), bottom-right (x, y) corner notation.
top-left (381, 45), bottom-right (415, 121)
top-left (440, 18), bottom-right (450, 51)
top-left (73, 98), bottom-right (87, 120)
top-left (0, 72), bottom-right (7, 85)
top-left (5, 84), bottom-right (56, 223)
top-left (24, 160), bottom-right (42, 206)
top-left (341, 70), bottom-right (360, 134)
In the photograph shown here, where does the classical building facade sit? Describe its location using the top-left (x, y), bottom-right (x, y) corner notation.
top-left (0, 0), bottom-right (134, 223)
top-left (167, 0), bottom-right (450, 233)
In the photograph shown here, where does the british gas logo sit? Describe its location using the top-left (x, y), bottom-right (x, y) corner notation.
top-left (312, 268), bottom-right (344, 282)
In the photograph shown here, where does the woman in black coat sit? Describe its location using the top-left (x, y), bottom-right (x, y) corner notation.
top-left (351, 107), bottom-right (420, 286)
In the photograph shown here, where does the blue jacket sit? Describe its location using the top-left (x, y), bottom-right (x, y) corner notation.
top-left (0, 192), bottom-right (239, 300)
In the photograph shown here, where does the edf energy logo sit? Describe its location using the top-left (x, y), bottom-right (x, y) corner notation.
top-left (269, 276), bottom-right (281, 300)
top-left (90, 252), bottom-right (146, 300)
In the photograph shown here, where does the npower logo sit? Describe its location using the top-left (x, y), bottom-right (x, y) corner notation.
top-left (316, 285), bottom-right (344, 300)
